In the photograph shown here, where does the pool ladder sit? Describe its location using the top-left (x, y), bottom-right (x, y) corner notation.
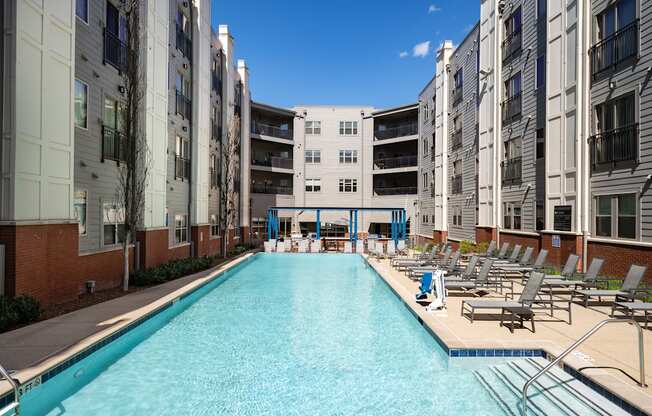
top-left (0, 363), bottom-right (19, 415)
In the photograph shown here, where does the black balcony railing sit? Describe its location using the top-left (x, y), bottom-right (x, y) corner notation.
top-left (590, 20), bottom-right (639, 80)
top-left (175, 156), bottom-right (190, 180)
top-left (176, 25), bottom-right (192, 59)
top-left (451, 175), bottom-right (463, 194)
top-left (589, 123), bottom-right (638, 167)
top-left (502, 157), bottom-right (522, 185)
top-left (251, 184), bottom-right (293, 195)
top-left (502, 29), bottom-right (522, 61)
top-left (374, 186), bottom-right (418, 196)
top-left (452, 88), bottom-right (463, 106)
top-left (211, 122), bottom-right (222, 142)
top-left (373, 155), bottom-right (418, 169)
top-left (374, 122), bottom-right (418, 140)
top-left (102, 125), bottom-right (126, 163)
top-left (251, 155), bottom-right (293, 170)
top-left (212, 73), bottom-right (222, 95)
top-left (502, 92), bottom-right (522, 123)
top-left (103, 29), bottom-right (127, 72)
top-left (210, 168), bottom-right (219, 188)
top-left (176, 91), bottom-right (192, 119)
top-left (451, 129), bottom-right (463, 150)
top-left (251, 120), bottom-right (293, 140)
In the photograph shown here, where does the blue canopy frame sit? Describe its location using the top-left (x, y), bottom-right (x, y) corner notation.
top-left (266, 206), bottom-right (407, 244)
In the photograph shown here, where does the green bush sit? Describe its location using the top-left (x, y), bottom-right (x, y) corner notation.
top-left (132, 256), bottom-right (215, 287)
top-left (459, 240), bottom-right (476, 254)
top-left (475, 241), bottom-right (489, 256)
top-left (0, 295), bottom-right (42, 332)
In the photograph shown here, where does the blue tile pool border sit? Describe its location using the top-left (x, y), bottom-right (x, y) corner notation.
top-left (362, 255), bottom-right (647, 416)
top-left (0, 252), bottom-right (259, 408)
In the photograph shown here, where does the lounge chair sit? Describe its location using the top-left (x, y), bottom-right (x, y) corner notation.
top-left (367, 239), bottom-right (376, 253)
top-left (385, 241), bottom-right (397, 258)
top-left (393, 246), bottom-right (438, 269)
top-left (543, 257), bottom-right (604, 288)
top-left (492, 244), bottom-right (522, 264)
top-left (573, 265), bottom-right (648, 308)
top-left (298, 240), bottom-right (308, 253)
top-left (544, 254), bottom-right (580, 280)
top-left (611, 302), bottom-right (652, 328)
top-left (356, 240), bottom-right (365, 254)
top-left (509, 249), bottom-right (548, 275)
top-left (488, 242), bottom-right (510, 260)
top-left (344, 241), bottom-right (353, 253)
top-left (397, 240), bottom-right (407, 254)
top-left (310, 239), bottom-right (321, 253)
top-left (264, 240), bottom-right (275, 253)
top-left (416, 272), bottom-right (434, 300)
top-left (408, 250), bottom-right (460, 279)
top-left (461, 272), bottom-right (546, 333)
top-left (481, 240), bottom-right (497, 257)
top-left (446, 255), bottom-right (480, 280)
top-left (446, 259), bottom-right (495, 294)
top-left (276, 240), bottom-right (286, 253)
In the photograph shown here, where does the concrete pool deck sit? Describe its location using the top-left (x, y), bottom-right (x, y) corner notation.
top-left (365, 255), bottom-right (652, 414)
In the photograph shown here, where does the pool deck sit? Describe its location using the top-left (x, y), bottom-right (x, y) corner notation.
top-left (365, 255), bottom-right (652, 414)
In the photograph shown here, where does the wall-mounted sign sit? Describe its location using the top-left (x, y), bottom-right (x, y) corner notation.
top-left (553, 205), bottom-right (572, 231)
top-left (551, 235), bottom-right (561, 248)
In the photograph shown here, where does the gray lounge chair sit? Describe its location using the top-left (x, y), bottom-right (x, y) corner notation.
top-left (408, 250), bottom-right (459, 279)
top-left (488, 242), bottom-right (510, 260)
top-left (483, 240), bottom-right (497, 257)
top-left (611, 302), bottom-right (652, 328)
top-left (446, 259), bottom-right (495, 294)
top-left (461, 272), bottom-right (546, 333)
top-left (542, 257), bottom-right (605, 288)
top-left (392, 246), bottom-right (438, 268)
top-left (492, 244), bottom-right (522, 264)
top-left (544, 254), bottom-right (580, 280)
top-left (572, 264), bottom-right (648, 307)
top-left (446, 255), bottom-right (480, 280)
top-left (496, 246), bottom-right (534, 270)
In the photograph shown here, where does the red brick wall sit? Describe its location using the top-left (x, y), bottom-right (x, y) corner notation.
top-left (541, 234), bottom-right (583, 270)
top-left (588, 241), bottom-right (652, 284)
top-left (191, 225), bottom-right (211, 258)
top-left (137, 228), bottom-right (169, 270)
top-left (207, 236), bottom-right (221, 257)
top-left (476, 227), bottom-right (497, 244)
top-left (500, 232), bottom-right (541, 253)
top-left (414, 235), bottom-right (435, 246)
top-left (433, 230), bottom-right (448, 244)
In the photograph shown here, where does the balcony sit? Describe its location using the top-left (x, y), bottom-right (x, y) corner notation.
top-left (211, 122), bottom-right (222, 142)
top-left (252, 154), bottom-right (293, 170)
top-left (451, 175), bottom-right (463, 194)
top-left (102, 125), bottom-right (126, 163)
top-left (251, 183), bottom-right (293, 195)
top-left (451, 129), bottom-right (463, 150)
top-left (251, 120), bottom-right (293, 140)
top-left (176, 25), bottom-right (192, 59)
top-left (502, 29), bottom-right (522, 62)
top-left (175, 156), bottom-right (190, 180)
top-left (501, 92), bottom-right (522, 124)
top-left (452, 88), bottom-right (463, 107)
top-left (176, 91), bottom-right (192, 120)
top-left (374, 186), bottom-right (418, 196)
top-left (374, 155), bottom-right (417, 170)
top-left (590, 20), bottom-right (639, 80)
top-left (589, 123), bottom-right (638, 168)
top-left (374, 122), bottom-right (418, 140)
top-left (502, 157), bottom-right (522, 186)
top-left (212, 73), bottom-right (222, 95)
top-left (103, 29), bottom-right (127, 72)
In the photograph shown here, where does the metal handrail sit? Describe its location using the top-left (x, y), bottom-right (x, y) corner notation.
top-left (0, 362), bottom-right (19, 415)
top-left (521, 318), bottom-right (646, 415)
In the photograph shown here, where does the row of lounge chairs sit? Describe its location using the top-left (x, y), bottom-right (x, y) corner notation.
top-left (263, 238), bottom-right (408, 255)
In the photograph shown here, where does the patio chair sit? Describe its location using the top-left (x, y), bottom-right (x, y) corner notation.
top-left (298, 240), bottom-right (308, 253)
top-left (446, 259), bottom-right (495, 294)
top-left (480, 240), bottom-right (497, 257)
top-left (492, 244), bottom-right (522, 264)
top-left (276, 240), bottom-right (286, 253)
top-left (461, 272), bottom-right (546, 333)
top-left (416, 272), bottom-right (434, 300)
top-left (544, 254), bottom-right (580, 280)
top-left (543, 257), bottom-right (605, 288)
top-left (344, 241), bottom-right (353, 253)
top-left (392, 246), bottom-right (438, 268)
top-left (487, 242), bottom-right (510, 260)
top-left (446, 255), bottom-right (480, 280)
top-left (356, 240), bottom-right (365, 254)
top-left (264, 240), bottom-right (275, 253)
top-left (397, 240), bottom-right (407, 254)
top-left (611, 302), bottom-right (652, 328)
top-left (408, 250), bottom-right (459, 279)
top-left (385, 241), bottom-right (397, 259)
top-left (572, 264), bottom-right (648, 308)
top-left (310, 240), bottom-right (321, 253)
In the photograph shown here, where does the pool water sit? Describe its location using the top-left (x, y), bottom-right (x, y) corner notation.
top-left (21, 254), bottom-right (507, 415)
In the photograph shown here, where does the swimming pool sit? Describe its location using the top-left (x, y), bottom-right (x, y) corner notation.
top-left (19, 254), bottom-right (512, 415)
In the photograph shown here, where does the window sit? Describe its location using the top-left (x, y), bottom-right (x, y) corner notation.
top-left (503, 202), bottom-right (521, 230)
top-left (593, 93), bottom-right (637, 165)
top-left (505, 72), bottom-right (522, 100)
top-left (422, 172), bottom-right (429, 189)
top-left (75, 80), bottom-right (88, 128)
top-left (339, 121), bottom-right (358, 136)
top-left (339, 150), bottom-right (358, 164)
top-left (176, 72), bottom-right (191, 96)
top-left (595, 93), bottom-right (636, 134)
top-left (175, 136), bottom-right (190, 180)
top-left (537, 0), bottom-right (546, 18)
top-left (338, 179), bottom-right (358, 193)
top-left (536, 55), bottom-right (546, 89)
top-left (103, 202), bottom-right (125, 246)
top-left (454, 69), bottom-right (464, 90)
top-left (305, 150), bottom-right (321, 163)
top-left (594, 194), bottom-right (637, 239)
top-left (504, 7), bottom-right (522, 41)
top-left (106, 1), bottom-right (126, 42)
top-left (536, 200), bottom-right (545, 231)
top-left (423, 103), bottom-right (429, 121)
top-left (104, 97), bottom-right (123, 131)
top-left (305, 121), bottom-right (321, 135)
top-left (76, 0), bottom-right (88, 23)
top-left (74, 191), bottom-right (87, 236)
top-left (210, 214), bottom-right (219, 237)
top-left (452, 207), bottom-right (462, 227)
top-left (210, 154), bottom-right (219, 188)
top-left (596, 0), bottom-right (636, 42)
top-left (174, 214), bottom-right (189, 244)
top-left (536, 128), bottom-right (545, 159)
top-left (504, 137), bottom-right (522, 161)
top-left (305, 178), bottom-right (321, 192)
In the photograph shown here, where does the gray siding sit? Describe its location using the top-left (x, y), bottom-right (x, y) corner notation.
top-left (448, 23), bottom-right (480, 242)
top-left (208, 39), bottom-right (224, 234)
top-left (417, 76), bottom-right (436, 237)
top-left (589, 0), bottom-right (652, 242)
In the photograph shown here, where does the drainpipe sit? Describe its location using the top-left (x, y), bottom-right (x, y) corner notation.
top-left (187, 10), bottom-right (194, 257)
top-left (494, 3), bottom-right (504, 247)
top-left (579, 0), bottom-right (590, 272)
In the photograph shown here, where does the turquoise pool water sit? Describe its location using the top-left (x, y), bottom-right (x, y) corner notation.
top-left (21, 254), bottom-right (508, 415)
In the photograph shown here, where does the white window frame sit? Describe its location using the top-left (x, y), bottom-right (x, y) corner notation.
top-left (592, 193), bottom-right (639, 240)
top-left (102, 202), bottom-right (125, 247)
top-left (74, 190), bottom-right (88, 236)
top-left (338, 178), bottom-right (358, 193)
top-left (339, 121), bottom-right (359, 136)
top-left (305, 121), bottom-right (321, 135)
top-left (305, 149), bottom-right (321, 163)
top-left (305, 178), bottom-right (321, 192)
top-left (174, 214), bottom-right (189, 244)
top-left (338, 150), bottom-right (358, 164)
top-left (503, 202), bottom-right (522, 230)
top-left (210, 214), bottom-right (219, 237)
top-left (75, 79), bottom-right (88, 129)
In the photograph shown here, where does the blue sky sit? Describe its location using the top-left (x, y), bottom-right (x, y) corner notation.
top-left (211, 0), bottom-right (479, 109)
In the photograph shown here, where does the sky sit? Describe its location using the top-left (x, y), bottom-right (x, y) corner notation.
top-left (211, 0), bottom-right (479, 110)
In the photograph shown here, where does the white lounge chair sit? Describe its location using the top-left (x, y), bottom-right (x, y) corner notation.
top-left (386, 241), bottom-right (396, 258)
top-left (276, 241), bottom-right (286, 253)
top-left (397, 240), bottom-right (407, 254)
top-left (356, 240), bottom-right (365, 254)
top-left (310, 240), bottom-right (321, 253)
top-left (298, 240), bottom-right (308, 253)
top-left (344, 241), bottom-right (353, 253)
top-left (264, 241), bottom-right (274, 253)
top-left (368, 239), bottom-right (376, 252)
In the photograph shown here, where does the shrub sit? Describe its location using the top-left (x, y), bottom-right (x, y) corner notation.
top-left (459, 240), bottom-right (477, 254)
top-left (475, 241), bottom-right (489, 256)
top-left (0, 295), bottom-right (42, 333)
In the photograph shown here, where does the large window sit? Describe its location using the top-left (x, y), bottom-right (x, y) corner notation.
top-left (74, 190), bottom-right (87, 236)
top-left (536, 128), bottom-right (545, 160)
top-left (104, 97), bottom-right (123, 131)
top-left (339, 150), bottom-right (358, 164)
top-left (103, 202), bottom-right (125, 246)
top-left (175, 136), bottom-right (190, 180)
top-left (592, 93), bottom-right (637, 165)
top-left (176, 9), bottom-right (191, 36)
top-left (452, 207), bottom-right (462, 227)
top-left (210, 154), bottom-right (219, 189)
top-left (503, 7), bottom-right (522, 60)
top-left (591, 0), bottom-right (638, 77)
top-left (339, 121), bottom-right (358, 136)
top-left (174, 214), bottom-right (189, 244)
top-left (210, 214), bottom-right (219, 237)
top-left (304, 150), bottom-right (321, 163)
top-left (536, 55), bottom-right (546, 89)
top-left (305, 178), bottom-right (321, 192)
top-left (75, 80), bottom-right (88, 129)
top-left (594, 194), bottom-right (637, 239)
top-left (596, 0), bottom-right (636, 42)
top-left (305, 121), bottom-right (321, 135)
top-left (76, 0), bottom-right (88, 23)
top-left (338, 179), bottom-right (358, 193)
top-left (503, 202), bottom-right (522, 230)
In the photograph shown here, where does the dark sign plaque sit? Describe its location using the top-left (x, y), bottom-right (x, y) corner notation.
top-left (553, 205), bottom-right (572, 231)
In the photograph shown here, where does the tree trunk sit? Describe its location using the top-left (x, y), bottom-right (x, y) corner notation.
top-left (123, 231), bottom-right (130, 291)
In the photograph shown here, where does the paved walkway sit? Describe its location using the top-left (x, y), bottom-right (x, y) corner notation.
top-left (365, 256), bottom-right (652, 414)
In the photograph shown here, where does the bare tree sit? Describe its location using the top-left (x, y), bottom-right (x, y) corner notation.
top-left (220, 114), bottom-right (241, 257)
top-left (116, 0), bottom-right (149, 291)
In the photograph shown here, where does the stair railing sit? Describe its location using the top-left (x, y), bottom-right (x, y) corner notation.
top-left (0, 362), bottom-right (19, 415)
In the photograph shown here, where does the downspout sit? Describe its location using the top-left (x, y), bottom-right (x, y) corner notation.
top-left (187, 12), bottom-right (194, 257)
top-left (579, 0), bottom-right (590, 272)
top-left (494, 2), bottom-right (504, 247)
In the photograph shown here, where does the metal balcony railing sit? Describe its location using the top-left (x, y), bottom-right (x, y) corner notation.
top-left (374, 186), bottom-right (418, 196)
top-left (502, 92), bottom-right (522, 123)
top-left (374, 122), bottom-right (418, 140)
top-left (251, 184), bottom-right (293, 195)
top-left (176, 91), bottom-right (192, 119)
top-left (251, 155), bottom-right (293, 170)
top-left (451, 129), bottom-right (463, 150)
top-left (502, 29), bottom-right (522, 61)
top-left (175, 156), bottom-right (190, 180)
top-left (589, 123), bottom-right (638, 167)
top-left (590, 20), bottom-right (639, 80)
top-left (502, 157), bottom-right (522, 185)
top-left (176, 25), bottom-right (192, 59)
top-left (451, 175), bottom-right (463, 194)
top-left (102, 125), bottom-right (126, 163)
top-left (103, 29), bottom-right (127, 72)
top-left (251, 120), bottom-right (293, 140)
top-left (373, 155), bottom-right (418, 169)
top-left (212, 73), bottom-right (222, 95)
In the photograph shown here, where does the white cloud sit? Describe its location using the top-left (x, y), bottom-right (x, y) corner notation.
top-left (413, 41), bottom-right (431, 58)
top-left (399, 51), bottom-right (409, 58)
top-left (428, 5), bottom-right (441, 13)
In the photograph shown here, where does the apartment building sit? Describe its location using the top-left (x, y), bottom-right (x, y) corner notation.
top-left (0, 0), bottom-right (251, 305)
top-left (416, 76), bottom-right (437, 242)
